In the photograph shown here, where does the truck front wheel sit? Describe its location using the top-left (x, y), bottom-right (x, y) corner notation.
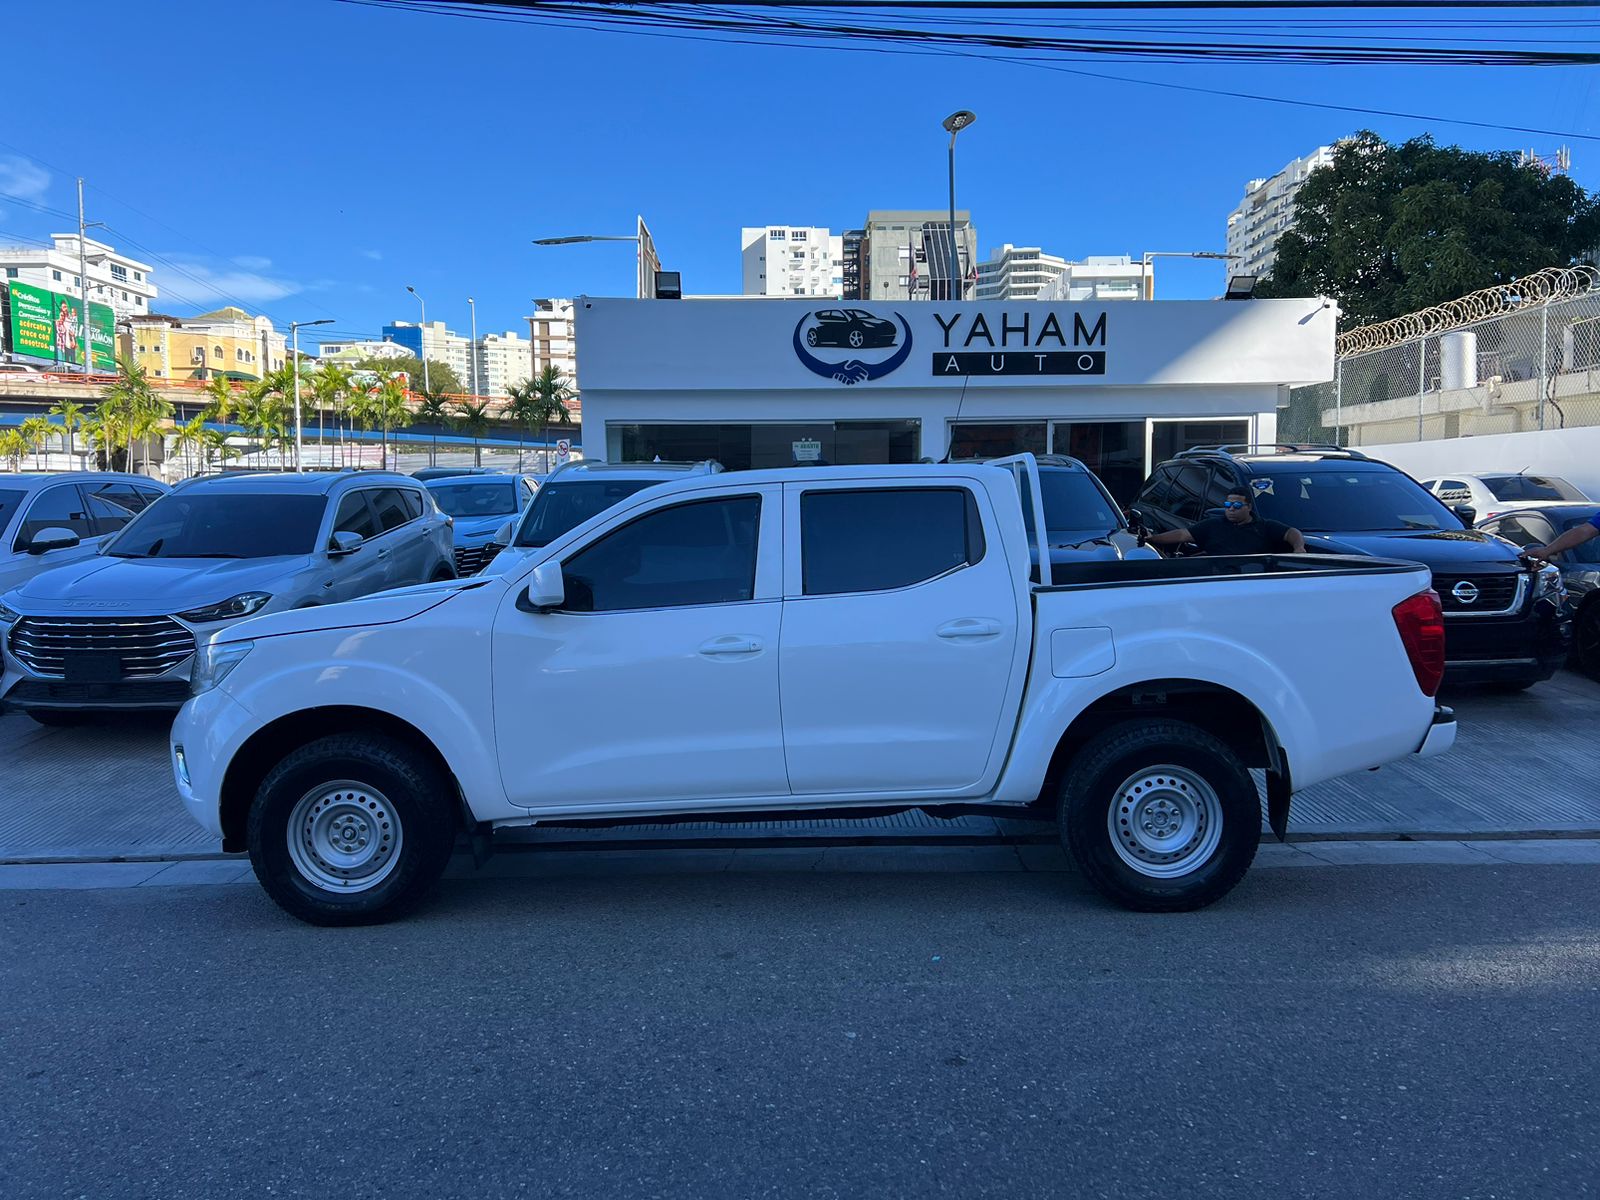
top-left (1060, 720), bottom-right (1259, 912)
top-left (247, 734), bottom-right (457, 926)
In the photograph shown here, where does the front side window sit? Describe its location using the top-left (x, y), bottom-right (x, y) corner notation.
top-left (332, 491), bottom-right (379, 540)
top-left (84, 482), bottom-right (159, 534)
top-left (561, 495), bottom-right (760, 613)
top-left (14, 486), bottom-right (95, 550)
top-left (801, 488), bottom-right (983, 596)
top-left (105, 493), bottom-right (326, 559)
top-left (1488, 513), bottom-right (1556, 547)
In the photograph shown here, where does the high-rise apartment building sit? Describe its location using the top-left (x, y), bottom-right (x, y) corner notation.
top-left (474, 331), bottom-right (533, 398)
top-left (741, 226), bottom-right (844, 298)
top-left (1226, 145), bottom-right (1336, 279)
top-left (527, 298), bottom-right (580, 406)
top-left (975, 245), bottom-right (1070, 301)
top-left (859, 210), bottom-right (978, 302)
top-left (380, 319), bottom-right (474, 390)
top-left (0, 233), bottom-right (158, 319)
top-left (1034, 257), bottom-right (1151, 303)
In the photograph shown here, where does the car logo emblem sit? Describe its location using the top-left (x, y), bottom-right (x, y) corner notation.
top-left (1452, 580), bottom-right (1479, 604)
top-left (793, 308), bottom-right (913, 386)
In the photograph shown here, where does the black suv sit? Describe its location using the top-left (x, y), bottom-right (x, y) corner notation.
top-left (1130, 445), bottom-right (1571, 689)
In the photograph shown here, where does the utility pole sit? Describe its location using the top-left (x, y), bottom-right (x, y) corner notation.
top-left (76, 179), bottom-right (91, 376)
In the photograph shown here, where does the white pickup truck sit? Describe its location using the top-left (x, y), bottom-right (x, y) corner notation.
top-left (171, 456), bottom-right (1455, 925)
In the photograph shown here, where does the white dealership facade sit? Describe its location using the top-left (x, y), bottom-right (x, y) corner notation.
top-left (574, 296), bottom-right (1336, 501)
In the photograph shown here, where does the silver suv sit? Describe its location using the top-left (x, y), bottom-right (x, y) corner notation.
top-left (0, 471), bottom-right (453, 720)
top-left (0, 472), bottom-right (169, 595)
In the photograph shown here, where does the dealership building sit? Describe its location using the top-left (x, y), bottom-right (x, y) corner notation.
top-left (575, 296), bottom-right (1336, 500)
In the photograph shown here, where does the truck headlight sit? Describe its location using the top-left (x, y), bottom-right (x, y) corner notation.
top-left (1533, 565), bottom-right (1564, 601)
top-left (191, 639), bottom-right (253, 695)
top-left (176, 592), bottom-right (272, 623)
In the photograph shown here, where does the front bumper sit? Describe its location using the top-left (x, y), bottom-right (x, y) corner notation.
top-left (170, 687), bottom-right (258, 842)
top-left (1442, 598), bottom-right (1570, 686)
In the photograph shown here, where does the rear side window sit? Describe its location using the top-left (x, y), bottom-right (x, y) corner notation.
top-left (401, 490), bottom-right (425, 520)
top-left (801, 488), bottom-right (984, 596)
top-left (332, 491), bottom-right (378, 540)
top-left (368, 489), bottom-right (413, 533)
top-left (83, 482), bottom-right (156, 535)
top-left (1137, 465), bottom-right (1177, 511)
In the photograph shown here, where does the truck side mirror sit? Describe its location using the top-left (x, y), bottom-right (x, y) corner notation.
top-left (1451, 504), bottom-right (1477, 526)
top-left (490, 519), bottom-right (515, 548)
top-left (516, 560), bottom-right (565, 613)
top-left (26, 527), bottom-right (80, 555)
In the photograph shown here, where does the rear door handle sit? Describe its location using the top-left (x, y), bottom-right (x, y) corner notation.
top-left (698, 636), bottom-right (764, 657)
top-left (937, 618), bottom-right (1003, 640)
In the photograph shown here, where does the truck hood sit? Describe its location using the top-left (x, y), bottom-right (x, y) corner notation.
top-left (1303, 529), bottom-right (1523, 572)
top-left (217, 576), bottom-right (497, 643)
top-left (5, 554), bottom-right (304, 615)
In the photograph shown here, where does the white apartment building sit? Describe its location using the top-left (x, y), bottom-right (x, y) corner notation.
top-left (741, 226), bottom-right (844, 298)
top-left (1226, 145), bottom-right (1336, 279)
top-left (975, 245), bottom-right (1069, 301)
top-left (528, 298), bottom-right (580, 396)
top-left (1035, 256), bottom-right (1150, 303)
top-left (381, 319), bottom-right (474, 391)
top-left (0, 233), bottom-right (158, 319)
top-left (317, 339), bottom-right (411, 365)
top-left (474, 331), bottom-right (533, 398)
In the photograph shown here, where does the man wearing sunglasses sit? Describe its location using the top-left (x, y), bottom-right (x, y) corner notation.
top-left (1145, 489), bottom-right (1307, 557)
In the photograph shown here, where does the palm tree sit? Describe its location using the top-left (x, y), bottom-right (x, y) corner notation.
top-left (100, 353), bottom-right (157, 472)
top-left (414, 390), bottom-right (452, 468)
top-left (511, 365), bottom-right (575, 472)
top-left (0, 428), bottom-right (26, 473)
top-left (19, 417), bottom-right (52, 470)
top-left (452, 398), bottom-right (494, 468)
top-left (313, 363), bottom-right (350, 467)
top-left (374, 378), bottom-right (413, 470)
top-left (49, 400), bottom-right (86, 469)
top-left (202, 374), bottom-right (236, 424)
top-left (172, 414), bottom-right (210, 478)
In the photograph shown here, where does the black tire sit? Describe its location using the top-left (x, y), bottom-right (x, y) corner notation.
top-left (247, 734), bottom-right (457, 926)
top-left (26, 710), bottom-right (94, 727)
top-left (1060, 719), bottom-right (1259, 912)
top-left (1576, 603), bottom-right (1600, 681)
top-left (805, 328), bottom-right (820, 347)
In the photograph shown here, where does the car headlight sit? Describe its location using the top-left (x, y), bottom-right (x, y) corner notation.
top-left (1533, 565), bottom-right (1564, 601)
top-left (191, 639), bottom-right (253, 695)
top-left (0, 601), bottom-right (18, 624)
top-left (176, 592), bottom-right (272, 623)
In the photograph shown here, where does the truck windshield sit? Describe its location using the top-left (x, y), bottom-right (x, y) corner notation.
top-left (430, 482), bottom-right (520, 518)
top-left (1483, 475), bottom-right (1586, 502)
top-left (1254, 471), bottom-right (1459, 533)
top-left (105, 493), bottom-right (327, 558)
top-left (1039, 471), bottom-right (1123, 543)
top-left (514, 480), bottom-right (661, 548)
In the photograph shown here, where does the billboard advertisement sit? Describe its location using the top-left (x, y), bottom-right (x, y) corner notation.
top-left (3, 281), bottom-right (116, 370)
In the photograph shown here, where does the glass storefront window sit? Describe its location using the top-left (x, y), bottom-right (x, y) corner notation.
top-left (1149, 419), bottom-right (1251, 466)
top-left (613, 421), bottom-right (920, 470)
top-left (948, 422), bottom-right (1046, 461)
top-left (1051, 421), bottom-right (1146, 505)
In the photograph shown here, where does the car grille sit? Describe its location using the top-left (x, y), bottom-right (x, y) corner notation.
top-left (1433, 573), bottom-right (1523, 616)
top-left (454, 544), bottom-right (502, 576)
top-left (7, 679), bottom-right (193, 706)
top-left (8, 616), bottom-right (197, 679)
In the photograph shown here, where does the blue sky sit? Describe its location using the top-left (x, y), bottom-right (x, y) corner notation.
top-left (1, 0), bottom-right (1596, 349)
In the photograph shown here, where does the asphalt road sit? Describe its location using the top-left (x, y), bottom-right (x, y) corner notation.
top-left (4, 864), bottom-right (1598, 1199)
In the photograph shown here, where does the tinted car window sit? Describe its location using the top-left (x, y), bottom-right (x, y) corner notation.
top-left (1482, 475), bottom-right (1586, 502)
top-left (1135, 465), bottom-right (1177, 511)
top-left (802, 488), bottom-right (984, 596)
top-left (332, 492), bottom-right (379, 540)
top-left (516, 479), bottom-right (662, 548)
top-left (1489, 514), bottom-right (1556, 547)
top-left (1167, 464), bottom-right (1212, 523)
top-left (1253, 469), bottom-right (1458, 533)
top-left (369, 489), bottom-right (413, 533)
top-left (401, 490), bottom-right (425, 520)
top-left (84, 482), bottom-right (157, 535)
top-left (14, 485), bottom-right (95, 550)
top-left (430, 482), bottom-right (520, 518)
top-left (1038, 471), bottom-right (1122, 540)
top-left (0, 488), bottom-right (28, 539)
top-left (561, 496), bottom-right (760, 613)
top-left (106, 493), bottom-right (327, 558)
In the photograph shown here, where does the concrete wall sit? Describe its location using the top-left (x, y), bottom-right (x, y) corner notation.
top-left (1359, 427), bottom-right (1600, 499)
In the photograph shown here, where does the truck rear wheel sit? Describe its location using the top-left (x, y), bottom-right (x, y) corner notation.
top-left (247, 734), bottom-right (457, 926)
top-left (1060, 720), bottom-right (1259, 912)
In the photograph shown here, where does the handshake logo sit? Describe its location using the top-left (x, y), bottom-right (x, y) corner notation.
top-left (793, 308), bottom-right (913, 386)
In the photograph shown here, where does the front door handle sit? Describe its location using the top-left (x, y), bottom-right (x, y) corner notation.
top-left (937, 618), bottom-right (1003, 640)
top-left (375, 547), bottom-right (389, 559)
top-left (698, 635), bottom-right (764, 657)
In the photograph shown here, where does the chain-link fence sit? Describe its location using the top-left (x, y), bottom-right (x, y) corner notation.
top-left (1281, 266), bottom-right (1600, 447)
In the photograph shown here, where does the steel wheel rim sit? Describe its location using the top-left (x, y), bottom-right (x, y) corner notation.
top-left (286, 780), bottom-right (403, 894)
top-left (1107, 765), bottom-right (1224, 879)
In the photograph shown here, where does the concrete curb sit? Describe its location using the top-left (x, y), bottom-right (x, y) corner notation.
top-left (2, 838), bottom-right (1600, 891)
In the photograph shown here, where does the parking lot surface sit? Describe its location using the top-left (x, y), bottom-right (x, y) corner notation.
top-left (2, 671), bottom-right (1597, 863)
top-left (4, 863), bottom-right (1597, 1199)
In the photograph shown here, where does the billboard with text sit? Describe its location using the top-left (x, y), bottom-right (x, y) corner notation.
top-left (3, 281), bottom-right (116, 370)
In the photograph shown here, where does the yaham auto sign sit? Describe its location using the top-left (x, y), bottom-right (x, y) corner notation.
top-left (2, 280), bottom-right (116, 370)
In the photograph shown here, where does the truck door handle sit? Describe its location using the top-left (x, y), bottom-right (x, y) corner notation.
top-left (937, 618), bottom-right (1002, 640)
top-left (698, 636), bottom-right (764, 657)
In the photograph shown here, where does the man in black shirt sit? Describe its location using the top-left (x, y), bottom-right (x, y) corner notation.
top-left (1146, 489), bottom-right (1307, 556)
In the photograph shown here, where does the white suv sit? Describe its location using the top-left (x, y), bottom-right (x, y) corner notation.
top-left (1421, 473), bottom-right (1591, 524)
top-left (481, 460), bottom-right (722, 575)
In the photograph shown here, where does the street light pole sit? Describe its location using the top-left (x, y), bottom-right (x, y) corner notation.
top-left (468, 296), bottom-right (478, 398)
top-left (533, 235), bottom-right (644, 299)
top-left (1138, 251), bottom-right (1240, 300)
top-left (290, 318), bottom-right (334, 472)
top-left (941, 111), bottom-right (976, 301)
top-left (406, 286), bottom-right (430, 393)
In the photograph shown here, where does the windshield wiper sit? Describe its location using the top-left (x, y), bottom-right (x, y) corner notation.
top-left (180, 552), bottom-right (245, 559)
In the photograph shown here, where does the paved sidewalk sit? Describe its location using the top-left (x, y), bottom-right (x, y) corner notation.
top-left (2, 670), bottom-right (1597, 863)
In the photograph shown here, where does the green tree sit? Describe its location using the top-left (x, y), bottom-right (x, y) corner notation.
top-left (312, 363), bottom-right (351, 466)
top-left (0, 428), bottom-right (26, 473)
top-left (172, 414), bottom-right (210, 477)
top-left (507, 365), bottom-right (574, 473)
top-left (414, 390), bottom-right (452, 467)
top-left (101, 353), bottom-right (162, 473)
top-left (352, 355), bottom-right (463, 397)
top-left (1259, 131), bottom-right (1600, 326)
top-left (49, 400), bottom-right (86, 469)
top-left (452, 398), bottom-right (494, 468)
top-left (19, 416), bottom-right (53, 469)
top-left (373, 377), bottom-right (413, 470)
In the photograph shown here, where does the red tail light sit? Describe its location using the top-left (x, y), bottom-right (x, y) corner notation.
top-left (1392, 589), bottom-right (1446, 697)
